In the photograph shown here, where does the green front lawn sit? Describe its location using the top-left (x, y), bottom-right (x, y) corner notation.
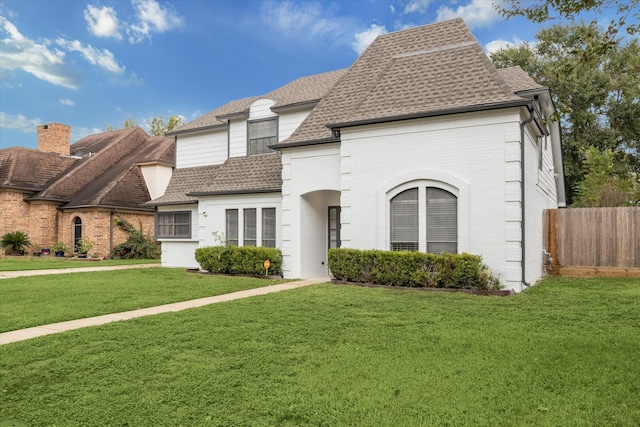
top-left (0, 268), bottom-right (287, 332)
top-left (1, 276), bottom-right (639, 426)
top-left (0, 256), bottom-right (160, 271)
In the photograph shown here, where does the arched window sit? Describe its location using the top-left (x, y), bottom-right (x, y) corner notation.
top-left (390, 188), bottom-right (418, 251)
top-left (390, 186), bottom-right (458, 253)
top-left (73, 217), bottom-right (82, 251)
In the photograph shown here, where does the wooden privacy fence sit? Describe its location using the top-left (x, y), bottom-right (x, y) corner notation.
top-left (544, 207), bottom-right (640, 277)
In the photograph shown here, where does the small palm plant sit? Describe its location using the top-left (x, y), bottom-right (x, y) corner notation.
top-left (1, 230), bottom-right (31, 255)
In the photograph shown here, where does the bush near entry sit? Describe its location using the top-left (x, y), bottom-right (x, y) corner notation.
top-left (328, 248), bottom-right (502, 290)
top-left (195, 246), bottom-right (282, 276)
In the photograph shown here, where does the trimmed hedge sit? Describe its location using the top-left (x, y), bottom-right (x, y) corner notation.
top-left (195, 246), bottom-right (282, 276)
top-left (328, 248), bottom-right (502, 290)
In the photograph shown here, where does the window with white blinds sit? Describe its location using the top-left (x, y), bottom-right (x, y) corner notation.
top-left (243, 208), bottom-right (257, 246)
top-left (262, 208), bottom-right (276, 248)
top-left (390, 188), bottom-right (419, 251)
top-left (426, 188), bottom-right (457, 254)
top-left (226, 209), bottom-right (238, 246)
top-left (248, 118), bottom-right (277, 155)
top-left (157, 212), bottom-right (191, 238)
top-left (390, 186), bottom-right (457, 253)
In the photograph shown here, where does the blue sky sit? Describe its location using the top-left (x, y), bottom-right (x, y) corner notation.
top-left (1, 0), bottom-right (549, 149)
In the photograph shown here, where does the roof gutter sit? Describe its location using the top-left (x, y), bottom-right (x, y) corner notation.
top-left (270, 138), bottom-right (339, 150)
top-left (327, 99), bottom-right (531, 130)
top-left (187, 188), bottom-right (281, 197)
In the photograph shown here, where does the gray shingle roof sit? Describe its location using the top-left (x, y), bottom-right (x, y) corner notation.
top-left (146, 165), bottom-right (222, 206)
top-left (497, 66), bottom-right (546, 93)
top-left (147, 153), bottom-right (281, 205)
top-left (167, 69), bottom-right (347, 136)
top-left (279, 18), bottom-right (532, 146)
top-left (189, 153), bottom-right (282, 195)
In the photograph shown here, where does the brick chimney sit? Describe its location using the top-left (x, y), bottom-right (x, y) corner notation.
top-left (37, 123), bottom-right (71, 155)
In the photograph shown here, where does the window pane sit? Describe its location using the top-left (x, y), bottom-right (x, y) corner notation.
top-left (244, 208), bottom-right (256, 246)
top-left (262, 208), bottom-right (276, 248)
top-left (426, 188), bottom-right (457, 254)
top-left (390, 188), bottom-right (418, 251)
top-left (157, 212), bottom-right (191, 238)
top-left (248, 119), bottom-right (277, 155)
top-left (226, 209), bottom-right (238, 246)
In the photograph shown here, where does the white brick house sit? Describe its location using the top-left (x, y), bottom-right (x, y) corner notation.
top-left (149, 18), bottom-right (566, 292)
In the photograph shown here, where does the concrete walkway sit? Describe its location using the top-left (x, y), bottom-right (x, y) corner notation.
top-left (0, 263), bottom-right (159, 279)
top-left (0, 265), bottom-right (328, 345)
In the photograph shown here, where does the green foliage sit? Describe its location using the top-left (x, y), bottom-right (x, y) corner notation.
top-left (491, 23), bottom-right (640, 205)
top-left (497, 0), bottom-right (639, 39)
top-left (1, 230), bottom-right (31, 254)
top-left (51, 241), bottom-right (69, 253)
top-left (574, 147), bottom-right (640, 206)
top-left (110, 217), bottom-right (160, 259)
top-left (195, 246), bottom-right (282, 276)
top-left (328, 248), bottom-right (502, 290)
top-left (74, 238), bottom-right (94, 254)
top-left (147, 114), bottom-right (185, 136)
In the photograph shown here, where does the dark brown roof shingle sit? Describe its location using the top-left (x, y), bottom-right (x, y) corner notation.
top-left (0, 147), bottom-right (78, 191)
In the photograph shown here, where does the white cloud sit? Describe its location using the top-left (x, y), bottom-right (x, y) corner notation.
top-left (59, 98), bottom-right (75, 106)
top-left (56, 38), bottom-right (125, 74)
top-left (260, 1), bottom-right (351, 40)
top-left (485, 37), bottom-right (528, 54)
top-left (127, 0), bottom-right (184, 43)
top-left (352, 24), bottom-right (388, 54)
top-left (85, 5), bottom-right (122, 40)
top-left (404, 0), bottom-right (433, 14)
top-left (0, 112), bottom-right (42, 133)
top-left (436, 0), bottom-right (500, 28)
top-left (0, 15), bottom-right (79, 89)
top-left (485, 39), bottom-right (514, 54)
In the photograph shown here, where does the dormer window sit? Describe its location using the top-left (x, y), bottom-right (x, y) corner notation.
top-left (248, 117), bottom-right (277, 155)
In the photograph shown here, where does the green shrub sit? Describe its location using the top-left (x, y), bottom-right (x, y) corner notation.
top-left (195, 246), bottom-right (282, 276)
top-left (1, 230), bottom-right (31, 255)
top-left (328, 248), bottom-right (502, 290)
top-left (110, 217), bottom-right (160, 259)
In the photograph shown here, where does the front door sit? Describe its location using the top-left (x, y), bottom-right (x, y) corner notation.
top-left (328, 206), bottom-right (341, 249)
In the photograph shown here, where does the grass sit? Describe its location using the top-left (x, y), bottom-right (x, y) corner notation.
top-left (0, 256), bottom-right (160, 271)
top-left (0, 268), bottom-right (288, 332)
top-left (1, 276), bottom-right (639, 426)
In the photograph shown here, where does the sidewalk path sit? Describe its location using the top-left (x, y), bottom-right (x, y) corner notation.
top-left (0, 263), bottom-right (159, 279)
top-left (0, 266), bottom-right (328, 345)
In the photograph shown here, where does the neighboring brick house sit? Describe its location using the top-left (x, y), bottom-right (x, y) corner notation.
top-left (150, 19), bottom-right (567, 292)
top-left (0, 123), bottom-right (174, 257)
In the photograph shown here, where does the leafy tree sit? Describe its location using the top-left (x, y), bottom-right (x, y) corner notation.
top-left (104, 117), bottom-right (138, 132)
top-left (147, 114), bottom-right (185, 136)
top-left (491, 23), bottom-right (640, 204)
top-left (574, 147), bottom-right (639, 207)
top-left (498, 0), bottom-right (639, 41)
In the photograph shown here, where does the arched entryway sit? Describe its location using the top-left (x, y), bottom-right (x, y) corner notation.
top-left (299, 190), bottom-right (341, 278)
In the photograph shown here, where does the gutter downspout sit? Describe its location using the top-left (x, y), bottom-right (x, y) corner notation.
top-left (520, 105), bottom-right (536, 289)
